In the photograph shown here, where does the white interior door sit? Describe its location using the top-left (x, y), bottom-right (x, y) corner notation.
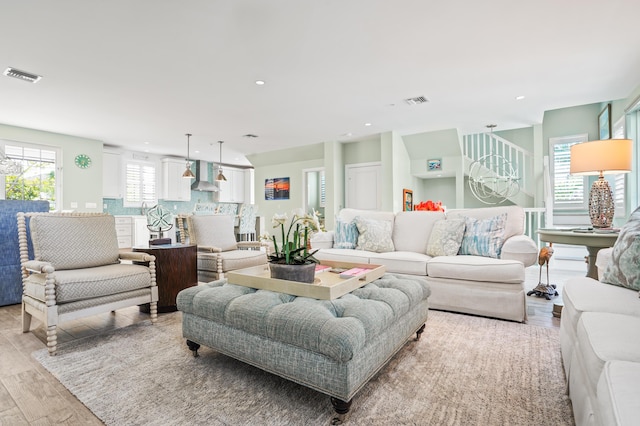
top-left (345, 163), bottom-right (382, 210)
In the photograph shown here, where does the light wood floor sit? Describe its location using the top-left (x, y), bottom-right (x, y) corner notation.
top-left (0, 259), bottom-right (587, 425)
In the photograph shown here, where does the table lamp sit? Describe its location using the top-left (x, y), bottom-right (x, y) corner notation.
top-left (570, 139), bottom-right (632, 228)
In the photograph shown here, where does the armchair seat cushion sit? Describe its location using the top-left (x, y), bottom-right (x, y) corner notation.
top-left (197, 250), bottom-right (267, 273)
top-left (24, 264), bottom-right (152, 303)
top-left (219, 250), bottom-right (267, 272)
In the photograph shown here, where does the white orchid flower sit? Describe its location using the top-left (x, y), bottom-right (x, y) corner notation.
top-left (272, 213), bottom-right (287, 228)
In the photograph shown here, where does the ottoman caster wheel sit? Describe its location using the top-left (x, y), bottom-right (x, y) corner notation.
top-left (186, 340), bottom-right (200, 357)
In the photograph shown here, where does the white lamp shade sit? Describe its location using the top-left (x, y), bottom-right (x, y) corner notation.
top-left (570, 139), bottom-right (632, 176)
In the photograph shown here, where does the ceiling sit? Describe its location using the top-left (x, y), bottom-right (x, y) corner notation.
top-left (2, 1), bottom-right (640, 166)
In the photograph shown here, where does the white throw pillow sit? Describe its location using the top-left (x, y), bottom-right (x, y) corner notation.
top-left (355, 216), bottom-right (395, 253)
top-left (426, 219), bottom-right (466, 256)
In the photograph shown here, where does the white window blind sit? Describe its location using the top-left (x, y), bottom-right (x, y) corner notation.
top-left (612, 118), bottom-right (626, 215)
top-left (125, 161), bottom-right (156, 206)
top-left (550, 134), bottom-right (588, 210)
top-left (320, 170), bottom-right (326, 207)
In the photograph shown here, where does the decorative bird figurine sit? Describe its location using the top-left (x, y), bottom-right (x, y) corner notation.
top-left (527, 243), bottom-right (559, 300)
top-left (538, 243), bottom-right (554, 286)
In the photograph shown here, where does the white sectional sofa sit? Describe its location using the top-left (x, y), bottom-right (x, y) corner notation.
top-left (559, 206), bottom-right (640, 426)
top-left (311, 205), bottom-right (538, 322)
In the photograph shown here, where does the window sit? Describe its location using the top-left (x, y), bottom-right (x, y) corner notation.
top-left (1, 141), bottom-right (59, 210)
top-left (124, 160), bottom-right (156, 207)
top-left (611, 117), bottom-right (626, 216)
top-left (320, 170), bottom-right (326, 207)
top-left (549, 134), bottom-right (588, 210)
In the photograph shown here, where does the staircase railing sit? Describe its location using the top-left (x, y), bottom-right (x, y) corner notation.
top-left (524, 207), bottom-right (547, 248)
top-left (463, 133), bottom-right (534, 196)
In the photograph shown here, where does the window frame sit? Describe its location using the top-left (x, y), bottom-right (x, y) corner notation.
top-left (549, 133), bottom-right (589, 211)
top-left (1, 139), bottom-right (61, 210)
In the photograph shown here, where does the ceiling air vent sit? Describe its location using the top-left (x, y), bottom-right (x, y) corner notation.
top-left (243, 134), bottom-right (258, 138)
top-left (404, 96), bottom-right (429, 105)
top-left (4, 67), bottom-right (42, 83)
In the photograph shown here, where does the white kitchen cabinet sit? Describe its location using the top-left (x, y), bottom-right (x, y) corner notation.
top-left (115, 215), bottom-right (154, 248)
top-left (114, 216), bottom-right (133, 249)
top-left (103, 151), bottom-right (122, 198)
top-left (160, 158), bottom-right (191, 201)
top-left (217, 168), bottom-right (245, 203)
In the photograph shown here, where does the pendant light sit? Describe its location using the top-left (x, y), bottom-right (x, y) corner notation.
top-left (215, 141), bottom-right (227, 181)
top-left (182, 133), bottom-right (195, 178)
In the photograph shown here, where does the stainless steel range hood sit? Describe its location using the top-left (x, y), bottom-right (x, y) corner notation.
top-left (191, 160), bottom-right (218, 192)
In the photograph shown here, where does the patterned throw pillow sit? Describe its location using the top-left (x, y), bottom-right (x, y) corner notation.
top-left (334, 218), bottom-right (359, 249)
top-left (355, 216), bottom-right (395, 253)
top-left (426, 219), bottom-right (466, 256)
top-left (602, 206), bottom-right (640, 291)
top-left (458, 213), bottom-right (507, 258)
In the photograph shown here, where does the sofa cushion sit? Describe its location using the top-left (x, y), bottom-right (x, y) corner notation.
top-left (426, 218), bottom-right (465, 256)
top-left (393, 211), bottom-right (444, 253)
top-left (597, 361), bottom-right (640, 426)
top-left (367, 251), bottom-right (430, 276)
top-left (576, 312), bottom-right (640, 392)
top-left (427, 255), bottom-right (524, 284)
top-left (337, 208), bottom-right (395, 224)
top-left (602, 206), bottom-right (640, 291)
top-left (313, 248), bottom-right (373, 264)
top-left (561, 277), bottom-right (640, 337)
top-left (458, 213), bottom-right (507, 258)
top-left (355, 216), bottom-right (394, 253)
top-left (334, 218), bottom-right (359, 249)
top-left (30, 215), bottom-right (120, 270)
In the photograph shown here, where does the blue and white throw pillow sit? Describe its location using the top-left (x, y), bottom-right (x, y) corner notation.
top-left (458, 213), bottom-right (507, 258)
top-left (602, 206), bottom-right (640, 292)
top-left (334, 218), bottom-right (359, 249)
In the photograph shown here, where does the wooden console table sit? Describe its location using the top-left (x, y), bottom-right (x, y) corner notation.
top-left (133, 244), bottom-right (197, 313)
top-left (537, 229), bottom-right (618, 280)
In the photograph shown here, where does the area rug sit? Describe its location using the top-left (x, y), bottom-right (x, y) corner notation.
top-left (33, 310), bottom-right (574, 425)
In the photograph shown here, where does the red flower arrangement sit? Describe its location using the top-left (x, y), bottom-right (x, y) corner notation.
top-left (415, 200), bottom-right (445, 212)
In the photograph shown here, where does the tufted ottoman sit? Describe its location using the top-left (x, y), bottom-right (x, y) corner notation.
top-left (176, 273), bottom-right (430, 417)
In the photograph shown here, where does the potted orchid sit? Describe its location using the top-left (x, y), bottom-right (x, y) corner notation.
top-left (268, 209), bottom-right (321, 283)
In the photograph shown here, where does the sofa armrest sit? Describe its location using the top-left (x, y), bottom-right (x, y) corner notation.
top-left (596, 247), bottom-right (614, 281)
top-left (500, 235), bottom-right (538, 267)
top-left (310, 231), bottom-right (334, 250)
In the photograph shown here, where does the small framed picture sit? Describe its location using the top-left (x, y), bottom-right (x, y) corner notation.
top-left (403, 189), bottom-right (413, 211)
top-left (598, 104), bottom-right (612, 139)
top-left (427, 159), bottom-right (442, 171)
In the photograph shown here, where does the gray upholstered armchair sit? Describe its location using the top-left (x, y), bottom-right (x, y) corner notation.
top-left (186, 214), bottom-right (267, 281)
top-left (18, 212), bottom-right (159, 356)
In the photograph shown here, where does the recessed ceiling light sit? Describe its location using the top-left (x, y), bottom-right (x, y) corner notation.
top-left (342, 132), bottom-right (353, 137)
top-left (515, 95), bottom-right (525, 100)
top-left (364, 123), bottom-right (372, 127)
top-left (144, 141), bottom-right (150, 145)
top-left (255, 80), bottom-right (265, 85)
top-left (4, 67), bottom-right (42, 83)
